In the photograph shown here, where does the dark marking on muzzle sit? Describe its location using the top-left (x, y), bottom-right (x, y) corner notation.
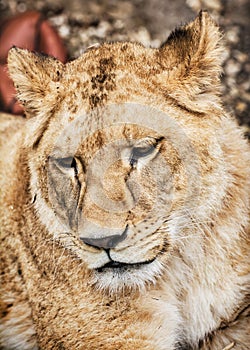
top-left (80, 225), bottom-right (128, 249)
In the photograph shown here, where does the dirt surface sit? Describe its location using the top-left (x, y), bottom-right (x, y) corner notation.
top-left (1, 0), bottom-right (249, 135)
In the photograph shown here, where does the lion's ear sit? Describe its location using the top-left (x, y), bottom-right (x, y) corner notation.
top-left (159, 11), bottom-right (223, 113)
top-left (7, 47), bottom-right (63, 117)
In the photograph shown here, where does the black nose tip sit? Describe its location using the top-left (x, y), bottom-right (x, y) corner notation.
top-left (80, 226), bottom-right (128, 249)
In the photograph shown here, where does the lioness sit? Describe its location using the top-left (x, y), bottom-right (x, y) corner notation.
top-left (0, 11), bottom-right (249, 350)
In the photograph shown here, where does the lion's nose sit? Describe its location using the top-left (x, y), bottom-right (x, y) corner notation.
top-left (80, 226), bottom-right (128, 249)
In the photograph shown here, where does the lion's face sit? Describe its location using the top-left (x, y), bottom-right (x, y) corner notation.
top-left (8, 13), bottom-right (226, 291)
top-left (26, 100), bottom-right (225, 292)
top-left (30, 103), bottom-right (189, 291)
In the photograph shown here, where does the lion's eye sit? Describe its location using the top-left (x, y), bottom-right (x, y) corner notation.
top-left (55, 157), bottom-right (78, 175)
top-left (132, 144), bottom-right (156, 159)
top-left (129, 137), bottom-right (163, 167)
top-left (57, 157), bottom-right (76, 168)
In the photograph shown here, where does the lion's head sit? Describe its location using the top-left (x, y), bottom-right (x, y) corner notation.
top-left (8, 12), bottom-right (229, 292)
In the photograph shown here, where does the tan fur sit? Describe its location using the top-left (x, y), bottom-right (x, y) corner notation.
top-left (0, 12), bottom-right (249, 350)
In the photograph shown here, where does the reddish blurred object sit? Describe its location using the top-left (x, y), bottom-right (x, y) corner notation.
top-left (0, 11), bottom-right (67, 115)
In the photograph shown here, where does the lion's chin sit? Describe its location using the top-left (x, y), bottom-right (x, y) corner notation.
top-left (91, 259), bottom-right (163, 293)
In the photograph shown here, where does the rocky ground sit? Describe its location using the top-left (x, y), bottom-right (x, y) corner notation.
top-left (1, 0), bottom-right (249, 136)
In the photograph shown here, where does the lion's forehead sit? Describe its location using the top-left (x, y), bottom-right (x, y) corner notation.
top-left (60, 43), bottom-right (162, 112)
top-left (68, 42), bottom-right (157, 76)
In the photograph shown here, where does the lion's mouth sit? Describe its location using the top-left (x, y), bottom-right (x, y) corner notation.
top-left (92, 257), bottom-right (162, 290)
top-left (96, 258), bottom-right (155, 272)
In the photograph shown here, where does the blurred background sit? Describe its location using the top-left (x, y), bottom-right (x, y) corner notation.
top-left (1, 0), bottom-right (249, 134)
